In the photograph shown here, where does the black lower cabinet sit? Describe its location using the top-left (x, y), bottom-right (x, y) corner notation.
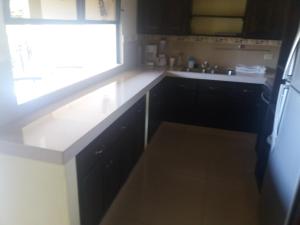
top-left (164, 77), bottom-right (197, 125)
top-left (134, 98), bottom-right (146, 164)
top-left (197, 80), bottom-right (231, 129)
top-left (77, 77), bottom-right (265, 225)
top-left (77, 96), bottom-right (146, 225)
top-left (148, 81), bottom-right (166, 141)
top-left (115, 109), bottom-right (137, 185)
top-left (102, 144), bottom-right (121, 211)
top-left (255, 104), bottom-right (275, 190)
top-left (158, 77), bottom-right (263, 133)
top-left (196, 80), bottom-right (262, 132)
top-left (79, 161), bottom-right (105, 225)
top-left (77, 125), bottom-right (114, 225)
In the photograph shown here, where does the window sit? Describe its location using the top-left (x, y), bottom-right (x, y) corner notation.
top-left (4, 0), bottom-right (121, 105)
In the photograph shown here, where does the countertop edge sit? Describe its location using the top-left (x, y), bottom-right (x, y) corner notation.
top-left (0, 68), bottom-right (272, 164)
top-left (62, 73), bottom-right (165, 164)
top-left (0, 140), bottom-right (64, 164)
top-left (166, 71), bottom-right (268, 85)
top-left (0, 70), bottom-right (165, 165)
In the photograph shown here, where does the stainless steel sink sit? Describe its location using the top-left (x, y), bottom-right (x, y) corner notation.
top-left (181, 67), bottom-right (236, 76)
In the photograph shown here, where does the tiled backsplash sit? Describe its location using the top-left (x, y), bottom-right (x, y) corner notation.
top-left (141, 35), bottom-right (282, 69)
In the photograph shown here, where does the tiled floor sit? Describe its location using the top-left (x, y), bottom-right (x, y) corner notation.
top-left (101, 122), bottom-right (259, 225)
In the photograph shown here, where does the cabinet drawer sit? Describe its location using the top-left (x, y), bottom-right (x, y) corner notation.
top-left (196, 80), bottom-right (262, 132)
top-left (77, 127), bottom-right (114, 179)
top-left (77, 96), bottom-right (146, 225)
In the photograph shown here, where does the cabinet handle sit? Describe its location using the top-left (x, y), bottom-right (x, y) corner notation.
top-left (243, 89), bottom-right (255, 93)
top-left (261, 92), bottom-right (270, 105)
top-left (95, 150), bottom-right (104, 156)
top-left (121, 126), bottom-right (127, 130)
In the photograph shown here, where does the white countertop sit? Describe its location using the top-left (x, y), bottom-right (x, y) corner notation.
top-left (167, 70), bottom-right (273, 88)
top-left (0, 68), bottom-right (272, 164)
top-left (0, 69), bottom-right (165, 164)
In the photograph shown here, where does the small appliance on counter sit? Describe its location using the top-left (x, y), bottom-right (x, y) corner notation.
top-left (157, 39), bottom-right (168, 67)
top-left (169, 57), bottom-right (176, 69)
top-left (159, 39), bottom-right (167, 54)
top-left (144, 44), bottom-right (158, 68)
top-left (187, 56), bottom-right (196, 71)
top-left (157, 54), bottom-right (167, 67)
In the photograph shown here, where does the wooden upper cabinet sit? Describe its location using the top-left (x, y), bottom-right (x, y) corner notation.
top-left (243, 0), bottom-right (289, 40)
top-left (138, 0), bottom-right (290, 39)
top-left (137, 0), bottom-right (164, 34)
top-left (162, 0), bottom-right (191, 35)
top-left (137, 0), bottom-right (191, 35)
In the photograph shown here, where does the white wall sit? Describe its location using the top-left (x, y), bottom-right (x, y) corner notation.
top-left (0, 154), bottom-right (79, 225)
top-left (0, 0), bottom-right (138, 128)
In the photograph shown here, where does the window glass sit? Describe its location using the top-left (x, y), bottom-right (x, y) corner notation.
top-left (6, 24), bottom-right (118, 104)
top-left (85, 0), bottom-right (116, 20)
top-left (9, 0), bottom-right (77, 20)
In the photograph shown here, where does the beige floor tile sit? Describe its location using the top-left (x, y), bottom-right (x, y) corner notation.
top-left (202, 177), bottom-right (259, 225)
top-left (101, 122), bottom-right (259, 225)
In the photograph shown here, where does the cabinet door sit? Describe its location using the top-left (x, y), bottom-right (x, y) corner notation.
top-left (164, 77), bottom-right (197, 125)
top-left (133, 97), bottom-right (146, 164)
top-left (78, 161), bottom-right (105, 225)
top-left (137, 0), bottom-right (192, 35)
top-left (137, 0), bottom-right (164, 34)
top-left (77, 128), bottom-right (111, 179)
top-left (113, 108), bottom-right (137, 185)
top-left (77, 122), bottom-right (118, 225)
top-left (103, 147), bottom-right (122, 211)
top-left (196, 80), bottom-right (262, 132)
top-left (148, 81), bottom-right (165, 141)
top-left (196, 81), bottom-right (230, 129)
top-left (162, 0), bottom-right (191, 35)
top-left (226, 83), bottom-right (262, 132)
top-left (77, 96), bottom-right (147, 225)
top-left (243, 0), bottom-right (289, 40)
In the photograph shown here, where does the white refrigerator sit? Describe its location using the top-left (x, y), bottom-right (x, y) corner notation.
top-left (261, 26), bottom-right (300, 225)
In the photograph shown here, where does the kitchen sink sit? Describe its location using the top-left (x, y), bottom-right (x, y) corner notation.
top-left (181, 67), bottom-right (236, 76)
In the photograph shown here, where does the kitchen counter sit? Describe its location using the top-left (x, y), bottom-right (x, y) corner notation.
top-left (167, 70), bottom-right (274, 89)
top-left (0, 69), bottom-right (165, 164)
top-left (0, 67), bottom-right (273, 164)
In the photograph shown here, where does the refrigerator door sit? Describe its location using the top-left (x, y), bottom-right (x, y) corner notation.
top-left (283, 25), bottom-right (300, 81)
top-left (261, 87), bottom-right (300, 225)
top-left (271, 84), bottom-right (289, 150)
top-left (290, 46), bottom-right (300, 92)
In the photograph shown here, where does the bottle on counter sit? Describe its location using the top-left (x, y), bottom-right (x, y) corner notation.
top-left (159, 39), bottom-right (167, 54)
top-left (157, 54), bottom-right (167, 67)
top-left (169, 57), bottom-right (176, 69)
top-left (187, 57), bottom-right (196, 71)
top-left (177, 52), bottom-right (184, 67)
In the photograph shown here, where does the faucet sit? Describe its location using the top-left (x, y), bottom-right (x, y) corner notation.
top-left (201, 61), bottom-right (209, 73)
top-left (210, 65), bottom-right (219, 74)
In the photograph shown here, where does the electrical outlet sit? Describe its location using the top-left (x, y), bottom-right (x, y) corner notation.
top-left (264, 53), bottom-right (273, 60)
